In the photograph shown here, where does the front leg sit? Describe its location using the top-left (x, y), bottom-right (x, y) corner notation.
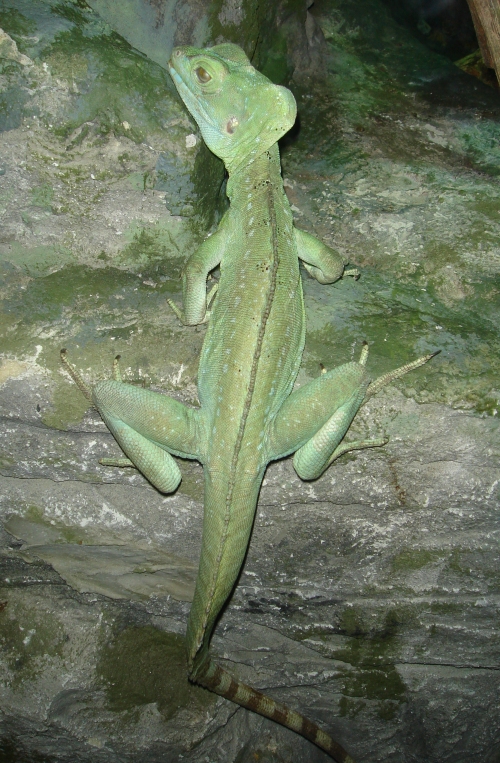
top-left (168, 218), bottom-right (229, 325)
top-left (295, 227), bottom-right (359, 284)
top-left (61, 351), bottom-right (204, 493)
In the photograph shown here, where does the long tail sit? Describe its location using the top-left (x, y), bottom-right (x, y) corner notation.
top-left (191, 654), bottom-right (357, 763)
top-left (186, 469), bottom-right (358, 763)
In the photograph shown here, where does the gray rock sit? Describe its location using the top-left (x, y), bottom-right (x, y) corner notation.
top-left (0, 0), bottom-right (499, 761)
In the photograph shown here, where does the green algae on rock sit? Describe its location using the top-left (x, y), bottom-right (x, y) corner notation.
top-left (0, 0), bottom-right (499, 761)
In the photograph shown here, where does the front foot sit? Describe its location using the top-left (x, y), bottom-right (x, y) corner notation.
top-left (167, 282), bottom-right (219, 325)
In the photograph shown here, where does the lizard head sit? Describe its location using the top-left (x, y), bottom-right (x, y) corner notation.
top-left (168, 44), bottom-right (297, 173)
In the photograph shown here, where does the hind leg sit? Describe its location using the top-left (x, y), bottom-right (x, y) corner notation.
top-left (269, 345), bottom-right (437, 480)
top-left (60, 350), bottom-right (203, 493)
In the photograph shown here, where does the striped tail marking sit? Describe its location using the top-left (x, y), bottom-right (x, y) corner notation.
top-left (193, 657), bottom-right (357, 763)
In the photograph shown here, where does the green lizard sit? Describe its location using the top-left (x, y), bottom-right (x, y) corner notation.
top-left (61, 43), bottom-right (437, 763)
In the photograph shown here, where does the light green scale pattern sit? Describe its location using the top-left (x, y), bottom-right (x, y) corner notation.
top-left (62, 43), bottom-right (436, 763)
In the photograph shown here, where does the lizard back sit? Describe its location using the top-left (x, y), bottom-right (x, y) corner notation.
top-left (188, 143), bottom-right (305, 666)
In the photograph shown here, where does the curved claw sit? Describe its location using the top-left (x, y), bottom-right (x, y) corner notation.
top-left (168, 282), bottom-right (219, 325)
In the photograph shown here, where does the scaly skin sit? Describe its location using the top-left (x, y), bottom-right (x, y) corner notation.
top-left (61, 44), bottom-right (437, 762)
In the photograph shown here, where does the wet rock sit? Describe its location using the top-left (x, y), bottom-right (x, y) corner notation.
top-left (0, 0), bottom-right (499, 761)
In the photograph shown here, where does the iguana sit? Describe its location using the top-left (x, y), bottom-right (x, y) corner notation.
top-left (61, 43), bottom-right (437, 763)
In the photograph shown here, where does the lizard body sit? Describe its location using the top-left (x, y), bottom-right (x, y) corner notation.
top-left (62, 44), bottom-right (437, 762)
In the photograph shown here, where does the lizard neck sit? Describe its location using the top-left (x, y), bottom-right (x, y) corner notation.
top-left (225, 143), bottom-right (283, 202)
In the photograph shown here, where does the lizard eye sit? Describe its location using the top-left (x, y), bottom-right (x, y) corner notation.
top-left (195, 66), bottom-right (211, 83)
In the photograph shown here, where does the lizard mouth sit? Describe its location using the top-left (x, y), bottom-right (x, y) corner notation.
top-left (168, 64), bottom-right (219, 134)
top-left (168, 61), bottom-right (182, 83)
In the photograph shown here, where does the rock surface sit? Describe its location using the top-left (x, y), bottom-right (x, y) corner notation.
top-left (1, 1), bottom-right (499, 762)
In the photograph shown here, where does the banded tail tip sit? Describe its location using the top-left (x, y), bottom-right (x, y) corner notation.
top-left (195, 659), bottom-right (358, 762)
